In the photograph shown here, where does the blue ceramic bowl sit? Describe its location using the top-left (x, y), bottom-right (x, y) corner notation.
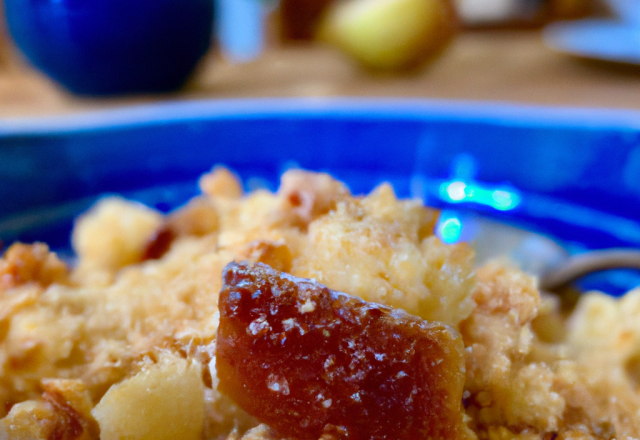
top-left (1, 99), bottom-right (640, 294)
top-left (4, 0), bottom-right (214, 95)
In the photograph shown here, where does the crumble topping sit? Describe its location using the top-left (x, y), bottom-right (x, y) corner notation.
top-left (0, 167), bottom-right (638, 439)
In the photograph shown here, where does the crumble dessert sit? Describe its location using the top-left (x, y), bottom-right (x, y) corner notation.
top-left (0, 167), bottom-right (638, 440)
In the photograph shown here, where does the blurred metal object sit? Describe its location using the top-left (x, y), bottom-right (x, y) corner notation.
top-left (455, 0), bottom-right (544, 25)
top-left (472, 217), bottom-right (570, 276)
top-left (540, 249), bottom-right (640, 291)
top-left (435, 212), bottom-right (571, 276)
top-left (436, 212), bottom-right (640, 295)
top-left (456, 0), bottom-right (593, 26)
top-left (424, 150), bottom-right (640, 295)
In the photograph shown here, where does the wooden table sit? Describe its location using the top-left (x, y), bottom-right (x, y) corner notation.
top-left (2, 29), bottom-right (640, 118)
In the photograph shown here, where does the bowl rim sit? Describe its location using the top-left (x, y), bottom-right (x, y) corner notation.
top-left (2, 98), bottom-right (640, 136)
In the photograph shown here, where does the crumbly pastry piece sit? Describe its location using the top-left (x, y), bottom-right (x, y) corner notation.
top-left (0, 242), bottom-right (70, 290)
top-left (462, 264), bottom-right (640, 439)
top-left (0, 167), bottom-right (638, 440)
top-left (72, 197), bottom-right (164, 278)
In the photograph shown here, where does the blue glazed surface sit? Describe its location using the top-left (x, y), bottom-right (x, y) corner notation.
top-left (3, 0), bottom-right (214, 95)
top-left (1, 98), bottom-right (639, 293)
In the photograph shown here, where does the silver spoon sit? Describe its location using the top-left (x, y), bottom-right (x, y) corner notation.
top-left (539, 249), bottom-right (640, 291)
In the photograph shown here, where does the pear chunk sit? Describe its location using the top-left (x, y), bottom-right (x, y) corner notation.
top-left (92, 356), bottom-right (204, 440)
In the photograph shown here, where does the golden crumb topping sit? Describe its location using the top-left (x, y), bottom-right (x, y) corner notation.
top-left (0, 243), bottom-right (69, 290)
top-left (0, 168), bottom-right (638, 440)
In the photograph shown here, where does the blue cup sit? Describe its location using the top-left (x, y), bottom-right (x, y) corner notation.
top-left (4, 0), bottom-right (214, 95)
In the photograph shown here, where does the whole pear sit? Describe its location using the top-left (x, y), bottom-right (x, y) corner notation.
top-left (318, 0), bottom-right (458, 71)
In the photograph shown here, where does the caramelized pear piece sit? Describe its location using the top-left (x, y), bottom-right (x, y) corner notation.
top-left (216, 261), bottom-right (469, 440)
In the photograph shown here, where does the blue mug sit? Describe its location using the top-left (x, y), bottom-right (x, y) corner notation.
top-left (4, 0), bottom-right (214, 95)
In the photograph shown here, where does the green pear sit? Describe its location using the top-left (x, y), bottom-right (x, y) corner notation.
top-left (318, 0), bottom-right (458, 71)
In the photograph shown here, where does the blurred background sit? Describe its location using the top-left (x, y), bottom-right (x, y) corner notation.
top-left (2, 0), bottom-right (640, 296)
top-left (0, 0), bottom-right (639, 116)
